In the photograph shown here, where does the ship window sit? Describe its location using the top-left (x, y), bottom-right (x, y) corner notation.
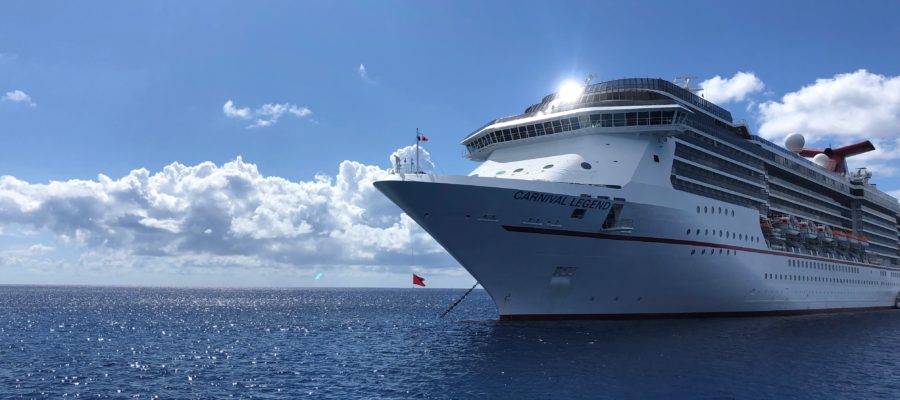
top-left (570, 208), bottom-right (586, 219)
top-left (701, 249), bottom-right (706, 254)
top-left (695, 229), bottom-right (700, 235)
top-left (718, 207), bottom-right (722, 214)
top-left (561, 119), bottom-right (571, 131)
top-left (569, 117), bottom-right (581, 130)
top-left (638, 112), bottom-right (649, 125)
top-left (653, 155), bottom-right (660, 163)
top-left (581, 162), bottom-right (592, 170)
top-left (502, 129), bottom-right (512, 141)
top-left (662, 110), bottom-right (675, 124)
top-left (626, 112), bottom-right (637, 126)
top-left (691, 249), bottom-right (696, 255)
top-left (543, 122), bottom-right (553, 135)
top-left (613, 113), bottom-right (625, 127)
top-left (650, 111), bottom-right (662, 125)
top-left (552, 120), bottom-right (563, 133)
top-left (602, 114), bottom-right (613, 127)
top-left (705, 229), bottom-right (709, 235)
top-left (511, 127), bottom-right (521, 140)
top-left (697, 206), bottom-right (700, 214)
top-left (543, 164), bottom-right (554, 169)
top-left (496, 170), bottom-right (506, 175)
top-left (731, 210), bottom-right (735, 216)
top-left (686, 229), bottom-right (691, 235)
top-left (513, 168), bottom-right (524, 173)
top-left (526, 124), bottom-right (536, 137)
top-left (704, 206), bottom-right (708, 213)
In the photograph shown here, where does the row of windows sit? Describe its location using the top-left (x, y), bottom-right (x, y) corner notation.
top-left (675, 161), bottom-right (766, 199)
top-left (674, 143), bottom-right (764, 182)
top-left (788, 259), bottom-right (858, 274)
top-left (698, 205), bottom-right (735, 217)
top-left (588, 110), bottom-right (682, 127)
top-left (465, 116), bottom-right (583, 152)
top-left (672, 177), bottom-right (763, 209)
top-left (685, 227), bottom-right (760, 243)
top-left (764, 273), bottom-right (899, 287)
top-left (689, 248), bottom-right (738, 256)
top-left (465, 109), bottom-right (683, 153)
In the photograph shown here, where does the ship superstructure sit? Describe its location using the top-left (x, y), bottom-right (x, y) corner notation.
top-left (375, 77), bottom-right (900, 319)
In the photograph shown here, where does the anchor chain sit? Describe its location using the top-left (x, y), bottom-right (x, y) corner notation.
top-left (439, 282), bottom-right (479, 318)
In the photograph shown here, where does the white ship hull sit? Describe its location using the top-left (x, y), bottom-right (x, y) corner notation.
top-left (376, 77), bottom-right (900, 319)
top-left (376, 174), bottom-right (900, 319)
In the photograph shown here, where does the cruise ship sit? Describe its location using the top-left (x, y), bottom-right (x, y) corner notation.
top-left (374, 77), bottom-right (900, 320)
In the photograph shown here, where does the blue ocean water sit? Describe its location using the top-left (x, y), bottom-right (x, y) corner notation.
top-left (1, 286), bottom-right (899, 399)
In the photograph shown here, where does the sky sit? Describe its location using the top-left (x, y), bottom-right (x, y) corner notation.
top-left (2, 1), bottom-right (900, 287)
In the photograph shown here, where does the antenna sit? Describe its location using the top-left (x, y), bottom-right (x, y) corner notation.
top-left (674, 76), bottom-right (703, 93)
top-left (583, 74), bottom-right (594, 87)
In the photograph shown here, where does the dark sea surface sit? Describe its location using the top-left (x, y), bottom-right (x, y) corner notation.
top-left (2, 286), bottom-right (900, 399)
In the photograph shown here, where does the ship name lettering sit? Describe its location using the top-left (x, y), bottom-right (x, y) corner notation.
top-left (513, 191), bottom-right (611, 210)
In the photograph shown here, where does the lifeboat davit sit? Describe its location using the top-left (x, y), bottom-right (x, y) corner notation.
top-left (817, 225), bottom-right (833, 244)
top-left (778, 217), bottom-right (800, 237)
top-left (832, 230), bottom-right (849, 247)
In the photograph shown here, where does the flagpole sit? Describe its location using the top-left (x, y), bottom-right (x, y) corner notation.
top-left (415, 127), bottom-right (420, 173)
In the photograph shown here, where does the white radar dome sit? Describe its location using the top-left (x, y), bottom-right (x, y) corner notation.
top-left (812, 153), bottom-right (830, 167)
top-left (784, 133), bottom-right (806, 153)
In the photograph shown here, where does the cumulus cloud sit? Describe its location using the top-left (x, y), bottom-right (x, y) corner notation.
top-left (358, 63), bottom-right (375, 84)
top-left (222, 100), bottom-right (313, 128)
top-left (699, 72), bottom-right (765, 104)
top-left (0, 152), bottom-right (449, 274)
top-left (2, 89), bottom-right (36, 106)
top-left (757, 70), bottom-right (900, 143)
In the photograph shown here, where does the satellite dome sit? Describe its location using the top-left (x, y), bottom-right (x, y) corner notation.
top-left (784, 133), bottom-right (805, 153)
top-left (812, 153), bottom-right (830, 167)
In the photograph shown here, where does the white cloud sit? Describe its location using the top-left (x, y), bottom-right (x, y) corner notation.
top-left (757, 70), bottom-right (900, 143)
top-left (0, 151), bottom-right (449, 276)
top-left (358, 63), bottom-right (375, 84)
top-left (222, 100), bottom-right (313, 128)
top-left (2, 89), bottom-right (36, 106)
top-left (699, 72), bottom-right (765, 104)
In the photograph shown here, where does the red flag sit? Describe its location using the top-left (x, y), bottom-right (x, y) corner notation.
top-left (412, 274), bottom-right (426, 287)
top-left (417, 134), bottom-right (429, 142)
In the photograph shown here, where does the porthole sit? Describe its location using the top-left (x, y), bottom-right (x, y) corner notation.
top-left (496, 171), bottom-right (506, 175)
top-left (543, 164), bottom-right (554, 169)
top-left (686, 229), bottom-right (691, 235)
top-left (691, 249), bottom-right (696, 255)
top-left (513, 168), bottom-right (524, 173)
top-left (705, 229), bottom-right (709, 235)
top-left (580, 162), bottom-right (592, 170)
top-left (701, 249), bottom-right (706, 255)
top-left (731, 210), bottom-right (735, 216)
top-left (696, 206), bottom-right (701, 214)
top-left (718, 207), bottom-right (722, 214)
top-left (704, 206), bottom-right (708, 213)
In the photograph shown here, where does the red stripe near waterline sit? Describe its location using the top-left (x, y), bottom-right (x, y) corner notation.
top-left (499, 306), bottom-right (899, 321)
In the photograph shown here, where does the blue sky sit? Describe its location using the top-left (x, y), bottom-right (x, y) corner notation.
top-left (2, 1), bottom-right (900, 287)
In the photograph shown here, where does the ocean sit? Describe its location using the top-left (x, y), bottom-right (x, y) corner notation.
top-left (1, 286), bottom-right (899, 399)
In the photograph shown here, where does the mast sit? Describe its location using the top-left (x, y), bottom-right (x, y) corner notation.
top-left (416, 127), bottom-right (420, 173)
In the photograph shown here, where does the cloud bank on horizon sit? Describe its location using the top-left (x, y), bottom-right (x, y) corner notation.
top-left (0, 146), bottom-right (452, 279)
